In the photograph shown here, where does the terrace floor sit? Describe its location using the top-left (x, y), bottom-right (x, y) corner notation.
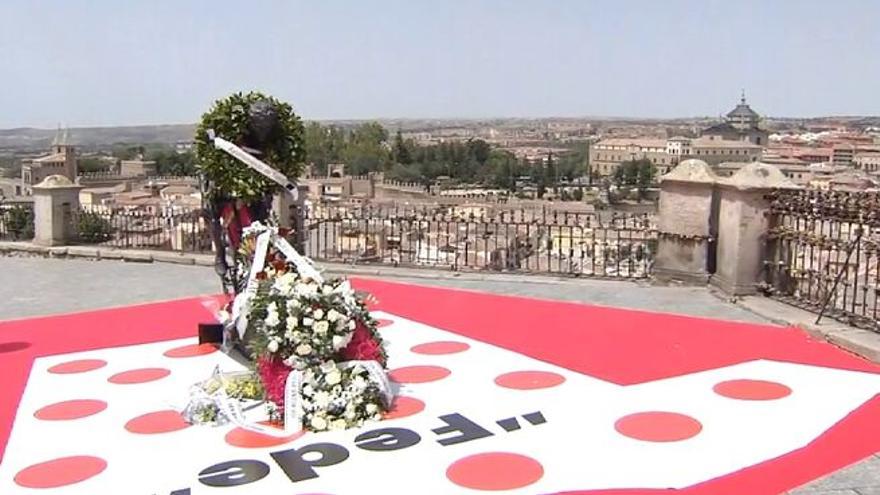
top-left (0, 256), bottom-right (878, 494)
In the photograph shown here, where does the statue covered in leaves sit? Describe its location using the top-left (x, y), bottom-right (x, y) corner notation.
top-left (194, 92), bottom-right (306, 293)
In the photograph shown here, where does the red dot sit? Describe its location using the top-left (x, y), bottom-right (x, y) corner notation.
top-left (108, 367), bottom-right (170, 384)
top-left (383, 396), bottom-right (426, 420)
top-left (495, 371), bottom-right (566, 390)
top-left (35, 400), bottom-right (107, 421)
top-left (411, 341), bottom-right (470, 355)
top-left (48, 359), bottom-right (107, 374)
top-left (163, 343), bottom-right (218, 358)
top-left (225, 422), bottom-right (306, 448)
top-left (376, 319), bottom-right (395, 328)
top-left (615, 411), bottom-right (702, 442)
top-left (389, 365), bottom-right (450, 383)
top-left (14, 456), bottom-right (107, 488)
top-left (714, 379), bottom-right (792, 401)
top-left (125, 410), bottom-right (190, 434)
top-left (447, 452), bottom-right (543, 490)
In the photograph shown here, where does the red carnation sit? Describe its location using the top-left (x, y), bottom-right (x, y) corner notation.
top-left (256, 356), bottom-right (292, 409)
top-left (341, 320), bottom-right (386, 366)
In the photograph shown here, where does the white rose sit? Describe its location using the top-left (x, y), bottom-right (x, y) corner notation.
top-left (264, 309), bottom-right (280, 327)
top-left (285, 316), bottom-right (297, 330)
top-left (323, 285), bottom-right (334, 295)
top-left (348, 320), bottom-right (357, 330)
top-left (310, 416), bottom-right (328, 431)
top-left (295, 344), bottom-right (313, 356)
top-left (267, 340), bottom-right (279, 353)
top-left (313, 308), bottom-right (325, 320)
top-left (327, 309), bottom-right (340, 322)
top-left (314, 321), bottom-right (329, 335)
top-left (326, 369), bottom-right (342, 385)
top-left (332, 333), bottom-right (352, 349)
top-left (313, 391), bottom-right (331, 408)
top-left (366, 403), bottom-right (378, 414)
top-left (330, 419), bottom-right (347, 431)
top-left (351, 376), bottom-right (367, 391)
top-left (303, 317), bottom-right (314, 327)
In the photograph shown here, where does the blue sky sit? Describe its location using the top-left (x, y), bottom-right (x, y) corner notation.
top-left (0, 0), bottom-right (878, 127)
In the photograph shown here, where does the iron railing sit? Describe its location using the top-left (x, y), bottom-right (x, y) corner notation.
top-left (0, 201), bottom-right (34, 241)
top-left (763, 188), bottom-right (880, 331)
top-left (302, 205), bottom-right (657, 278)
top-left (73, 205), bottom-right (213, 252)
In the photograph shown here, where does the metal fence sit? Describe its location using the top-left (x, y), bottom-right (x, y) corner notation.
top-left (73, 205), bottom-right (213, 252)
top-left (302, 205), bottom-right (657, 278)
top-left (763, 188), bottom-right (880, 331)
top-left (0, 201), bottom-right (34, 241)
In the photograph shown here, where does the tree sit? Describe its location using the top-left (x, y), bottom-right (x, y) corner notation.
top-left (572, 188), bottom-right (584, 201)
top-left (636, 160), bottom-right (656, 201)
top-left (546, 152), bottom-right (558, 194)
top-left (532, 160), bottom-right (547, 199)
top-left (392, 130), bottom-right (413, 165)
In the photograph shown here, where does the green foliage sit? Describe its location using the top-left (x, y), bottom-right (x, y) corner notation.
top-left (572, 188), bottom-right (584, 201)
top-left (195, 92), bottom-right (305, 201)
top-left (392, 130), bottom-right (413, 165)
top-left (612, 158), bottom-right (656, 201)
top-left (148, 148), bottom-right (196, 176)
top-left (1, 206), bottom-right (34, 240)
top-left (76, 211), bottom-right (113, 243)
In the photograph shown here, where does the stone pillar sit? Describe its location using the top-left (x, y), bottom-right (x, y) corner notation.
top-left (31, 175), bottom-right (85, 247)
top-left (710, 162), bottom-right (798, 296)
top-left (273, 185), bottom-right (309, 253)
top-left (654, 159), bottom-right (718, 284)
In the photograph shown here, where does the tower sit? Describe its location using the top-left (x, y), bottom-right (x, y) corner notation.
top-left (51, 126), bottom-right (78, 179)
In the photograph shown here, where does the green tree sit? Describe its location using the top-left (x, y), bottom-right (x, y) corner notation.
top-left (546, 152), bottom-right (558, 194)
top-left (392, 130), bottom-right (413, 165)
top-left (636, 159), bottom-right (656, 201)
top-left (76, 211), bottom-right (113, 243)
top-left (532, 160), bottom-right (547, 198)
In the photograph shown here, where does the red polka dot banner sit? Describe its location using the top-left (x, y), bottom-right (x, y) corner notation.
top-left (163, 343), bottom-right (218, 358)
top-left (495, 370), bottom-right (566, 390)
top-left (447, 452), bottom-right (544, 490)
top-left (411, 341), bottom-right (470, 355)
top-left (48, 359), bottom-right (107, 374)
top-left (2, 283), bottom-right (880, 495)
top-left (714, 379), bottom-right (792, 401)
top-left (225, 424), bottom-right (306, 448)
top-left (14, 455), bottom-right (107, 489)
top-left (125, 410), bottom-right (190, 434)
top-left (35, 399), bottom-right (107, 421)
top-left (388, 365), bottom-right (451, 383)
top-left (615, 411), bottom-right (703, 442)
top-left (383, 396), bottom-right (426, 420)
top-left (108, 367), bottom-right (170, 384)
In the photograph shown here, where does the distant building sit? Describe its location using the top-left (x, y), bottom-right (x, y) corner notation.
top-left (120, 155), bottom-right (157, 177)
top-left (832, 144), bottom-right (856, 167)
top-left (20, 128), bottom-right (78, 195)
top-left (700, 93), bottom-right (770, 146)
top-left (854, 152), bottom-right (880, 174)
top-left (590, 95), bottom-right (766, 179)
top-left (589, 138), bottom-right (675, 177)
top-left (685, 136), bottom-right (762, 166)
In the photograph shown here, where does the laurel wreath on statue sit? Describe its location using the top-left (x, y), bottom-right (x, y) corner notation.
top-left (194, 91), bottom-right (306, 201)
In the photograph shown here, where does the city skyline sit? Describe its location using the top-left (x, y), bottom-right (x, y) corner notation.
top-left (1, 0), bottom-right (879, 128)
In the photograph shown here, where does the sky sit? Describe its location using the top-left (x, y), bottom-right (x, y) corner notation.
top-left (1, 0), bottom-right (878, 128)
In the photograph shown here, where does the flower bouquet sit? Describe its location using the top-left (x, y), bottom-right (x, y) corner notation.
top-left (215, 222), bottom-right (391, 433)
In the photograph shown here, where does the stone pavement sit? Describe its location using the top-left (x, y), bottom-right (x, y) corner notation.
top-left (0, 255), bottom-right (877, 494)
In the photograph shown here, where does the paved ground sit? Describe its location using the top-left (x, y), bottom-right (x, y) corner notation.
top-left (0, 256), bottom-right (876, 494)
